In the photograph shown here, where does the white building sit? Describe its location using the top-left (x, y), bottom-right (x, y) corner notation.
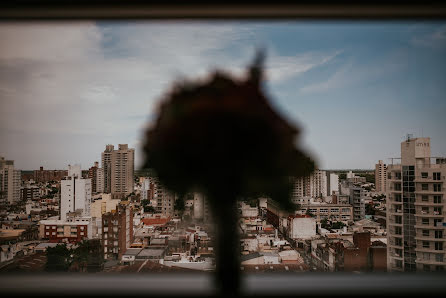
top-left (0, 157), bottom-right (21, 204)
top-left (60, 164), bottom-right (92, 221)
top-left (287, 215), bottom-right (317, 240)
top-left (327, 172), bottom-right (339, 196)
top-left (387, 137), bottom-right (446, 272)
top-left (193, 192), bottom-right (210, 221)
top-left (141, 177), bottom-right (150, 202)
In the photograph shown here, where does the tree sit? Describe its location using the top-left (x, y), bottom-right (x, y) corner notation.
top-left (45, 244), bottom-right (72, 272)
top-left (142, 52), bottom-right (314, 296)
top-left (72, 239), bottom-right (103, 272)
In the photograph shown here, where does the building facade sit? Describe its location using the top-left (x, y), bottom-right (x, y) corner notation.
top-left (101, 144), bottom-right (114, 194)
top-left (375, 160), bottom-right (387, 194)
top-left (0, 157), bottom-right (21, 205)
top-left (60, 164), bottom-right (92, 221)
top-left (33, 166), bottom-right (67, 183)
top-left (387, 137), bottom-right (446, 272)
top-left (292, 170), bottom-right (327, 199)
top-left (102, 203), bottom-right (134, 260)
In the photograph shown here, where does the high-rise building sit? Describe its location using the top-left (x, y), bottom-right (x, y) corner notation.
top-left (102, 202), bottom-right (133, 260)
top-left (0, 157), bottom-right (21, 205)
top-left (101, 144), bottom-right (134, 199)
top-left (101, 144), bottom-right (114, 194)
top-left (110, 144), bottom-right (135, 199)
top-left (60, 164), bottom-right (92, 221)
top-left (326, 172), bottom-right (339, 196)
top-left (387, 137), bottom-right (446, 272)
top-left (96, 167), bottom-right (104, 194)
top-left (339, 180), bottom-right (366, 222)
top-left (292, 170), bottom-right (327, 199)
top-left (88, 161), bottom-right (104, 194)
top-left (88, 161), bottom-right (99, 194)
top-left (375, 160), bottom-right (387, 194)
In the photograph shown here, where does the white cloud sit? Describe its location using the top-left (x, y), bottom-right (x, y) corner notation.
top-left (0, 21), bottom-right (344, 169)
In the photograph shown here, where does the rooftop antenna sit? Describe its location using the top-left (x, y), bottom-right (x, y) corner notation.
top-left (406, 133), bottom-right (413, 142)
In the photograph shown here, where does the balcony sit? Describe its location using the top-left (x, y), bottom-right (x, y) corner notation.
top-left (414, 176), bottom-right (445, 182)
top-left (415, 259), bottom-right (445, 265)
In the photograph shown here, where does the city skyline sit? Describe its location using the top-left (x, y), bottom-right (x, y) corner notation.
top-left (1, 21), bottom-right (445, 170)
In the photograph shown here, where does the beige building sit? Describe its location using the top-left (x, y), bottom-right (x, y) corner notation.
top-left (292, 170), bottom-right (327, 199)
top-left (102, 144), bottom-right (135, 199)
top-left (101, 144), bottom-right (114, 194)
top-left (0, 157), bottom-right (21, 205)
top-left (387, 137), bottom-right (445, 272)
top-left (298, 204), bottom-right (353, 223)
top-left (375, 160), bottom-right (387, 194)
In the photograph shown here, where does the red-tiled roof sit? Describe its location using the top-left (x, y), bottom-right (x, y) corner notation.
top-left (142, 217), bottom-right (170, 226)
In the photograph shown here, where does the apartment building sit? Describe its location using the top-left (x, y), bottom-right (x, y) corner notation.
top-left (33, 166), bottom-right (67, 183)
top-left (39, 217), bottom-right (92, 243)
top-left (88, 161), bottom-right (103, 194)
top-left (387, 137), bottom-right (445, 272)
top-left (101, 144), bottom-right (114, 194)
top-left (102, 202), bottom-right (133, 260)
top-left (375, 160), bottom-right (387, 194)
top-left (60, 164), bottom-right (92, 221)
top-left (292, 170), bottom-right (327, 199)
top-left (298, 204), bottom-right (353, 223)
top-left (0, 157), bottom-right (21, 205)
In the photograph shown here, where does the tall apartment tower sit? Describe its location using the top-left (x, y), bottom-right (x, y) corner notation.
top-left (0, 157), bottom-right (21, 205)
top-left (110, 144), bottom-right (135, 199)
top-left (326, 172), bottom-right (339, 196)
top-left (292, 170), bottom-right (327, 199)
top-left (375, 160), bottom-right (387, 194)
top-left (101, 145), bottom-right (114, 194)
top-left (60, 164), bottom-right (92, 221)
top-left (387, 137), bottom-right (446, 272)
top-left (88, 161), bottom-right (100, 194)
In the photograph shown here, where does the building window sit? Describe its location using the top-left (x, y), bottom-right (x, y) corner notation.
top-left (422, 230), bottom-right (430, 237)
top-left (433, 172), bottom-right (441, 181)
top-left (395, 216), bottom-right (402, 224)
top-left (395, 238), bottom-right (402, 246)
top-left (422, 218), bottom-right (429, 225)
top-left (434, 219), bottom-right (442, 227)
top-left (435, 231), bottom-right (443, 239)
top-left (435, 254), bottom-right (444, 262)
top-left (423, 241), bottom-right (430, 248)
top-left (435, 242), bottom-right (443, 251)
top-left (434, 195), bottom-right (442, 204)
top-left (421, 207), bottom-right (429, 214)
top-left (433, 184), bottom-right (442, 192)
top-left (435, 266), bottom-right (444, 272)
top-left (395, 226), bottom-right (402, 235)
top-left (421, 172), bottom-right (428, 179)
top-left (423, 264), bottom-right (430, 272)
top-left (422, 195), bottom-right (429, 202)
top-left (434, 207), bottom-right (442, 215)
top-left (422, 184), bottom-right (429, 191)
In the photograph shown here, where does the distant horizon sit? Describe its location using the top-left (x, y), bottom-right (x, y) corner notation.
top-left (1, 21), bottom-right (445, 170)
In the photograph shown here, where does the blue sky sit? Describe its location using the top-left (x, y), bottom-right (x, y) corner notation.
top-left (1, 21), bottom-right (445, 170)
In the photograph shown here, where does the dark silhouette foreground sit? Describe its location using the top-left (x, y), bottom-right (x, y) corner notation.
top-left (143, 52), bottom-right (315, 296)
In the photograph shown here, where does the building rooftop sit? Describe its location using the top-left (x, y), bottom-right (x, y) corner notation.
top-left (136, 248), bottom-right (166, 258)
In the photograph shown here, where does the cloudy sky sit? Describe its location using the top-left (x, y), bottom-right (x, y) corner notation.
top-left (1, 21), bottom-right (445, 171)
